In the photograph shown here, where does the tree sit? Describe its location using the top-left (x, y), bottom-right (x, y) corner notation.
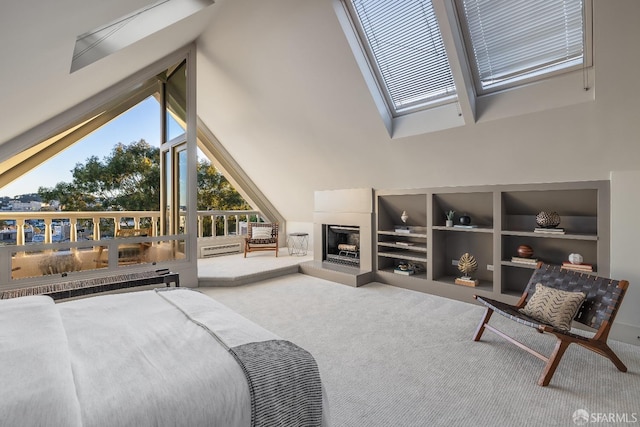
top-left (197, 158), bottom-right (250, 211)
top-left (38, 140), bottom-right (250, 214)
top-left (39, 140), bottom-right (160, 211)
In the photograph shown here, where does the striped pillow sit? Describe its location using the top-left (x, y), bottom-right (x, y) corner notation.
top-left (251, 227), bottom-right (273, 239)
top-left (519, 283), bottom-right (586, 331)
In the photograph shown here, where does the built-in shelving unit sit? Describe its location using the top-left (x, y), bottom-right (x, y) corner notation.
top-left (374, 181), bottom-right (609, 305)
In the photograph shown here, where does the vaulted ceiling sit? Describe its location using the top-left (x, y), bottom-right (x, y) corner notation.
top-left (2, 0), bottom-right (640, 223)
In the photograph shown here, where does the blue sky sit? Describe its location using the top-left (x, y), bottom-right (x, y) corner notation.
top-left (0, 97), bottom-right (162, 198)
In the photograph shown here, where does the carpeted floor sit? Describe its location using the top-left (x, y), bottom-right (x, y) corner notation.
top-left (200, 273), bottom-right (640, 427)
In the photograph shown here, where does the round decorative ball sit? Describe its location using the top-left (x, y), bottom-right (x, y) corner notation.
top-left (568, 253), bottom-right (583, 265)
top-left (536, 211), bottom-right (561, 228)
top-left (459, 214), bottom-right (471, 226)
top-left (517, 244), bottom-right (534, 258)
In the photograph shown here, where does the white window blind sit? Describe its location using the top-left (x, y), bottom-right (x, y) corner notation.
top-left (456, 0), bottom-right (585, 92)
top-left (348, 0), bottom-right (456, 115)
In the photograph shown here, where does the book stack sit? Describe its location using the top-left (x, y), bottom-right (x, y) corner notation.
top-left (454, 224), bottom-right (478, 229)
top-left (561, 261), bottom-right (594, 273)
top-left (534, 227), bottom-right (565, 235)
top-left (394, 267), bottom-right (415, 276)
top-left (511, 256), bottom-right (538, 266)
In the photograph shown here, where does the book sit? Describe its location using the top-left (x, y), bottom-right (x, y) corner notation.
top-left (394, 268), bottom-right (415, 276)
top-left (561, 261), bottom-right (593, 272)
top-left (395, 241), bottom-right (415, 246)
top-left (511, 256), bottom-right (538, 265)
top-left (394, 228), bottom-right (411, 234)
top-left (534, 227), bottom-right (565, 234)
top-left (453, 225), bottom-right (478, 229)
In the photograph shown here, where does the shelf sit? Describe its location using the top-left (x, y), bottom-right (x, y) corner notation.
top-left (377, 242), bottom-right (427, 252)
top-left (433, 275), bottom-right (493, 292)
top-left (501, 230), bottom-right (598, 241)
top-left (378, 230), bottom-right (427, 238)
top-left (501, 260), bottom-right (539, 269)
top-left (378, 267), bottom-right (427, 280)
top-left (433, 226), bottom-right (493, 233)
top-left (378, 251), bottom-right (427, 263)
top-left (375, 181), bottom-right (608, 309)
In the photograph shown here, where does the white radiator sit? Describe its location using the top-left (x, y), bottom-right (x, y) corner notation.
top-left (200, 243), bottom-right (242, 257)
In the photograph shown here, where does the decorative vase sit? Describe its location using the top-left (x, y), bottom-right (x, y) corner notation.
top-left (517, 244), bottom-right (534, 258)
top-left (536, 211), bottom-right (561, 228)
top-left (568, 253), bottom-right (583, 264)
top-left (446, 220), bottom-right (453, 227)
top-left (459, 214), bottom-right (471, 226)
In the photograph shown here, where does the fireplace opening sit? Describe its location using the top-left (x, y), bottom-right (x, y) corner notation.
top-left (324, 225), bottom-right (360, 267)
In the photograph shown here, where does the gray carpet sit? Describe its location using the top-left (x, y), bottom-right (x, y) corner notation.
top-left (199, 273), bottom-right (640, 427)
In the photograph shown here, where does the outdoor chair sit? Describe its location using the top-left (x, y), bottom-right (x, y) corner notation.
top-left (96, 228), bottom-right (152, 267)
top-left (473, 263), bottom-right (628, 386)
top-left (244, 222), bottom-right (279, 257)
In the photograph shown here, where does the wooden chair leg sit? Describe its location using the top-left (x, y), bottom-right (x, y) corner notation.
top-left (597, 344), bottom-right (628, 372)
top-left (539, 339), bottom-right (570, 386)
top-left (473, 307), bottom-right (493, 341)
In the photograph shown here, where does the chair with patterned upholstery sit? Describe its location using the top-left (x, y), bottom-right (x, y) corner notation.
top-left (473, 263), bottom-right (628, 386)
top-left (244, 222), bottom-right (279, 257)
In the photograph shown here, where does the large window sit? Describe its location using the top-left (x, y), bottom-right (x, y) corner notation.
top-left (345, 0), bottom-right (457, 116)
top-left (455, 0), bottom-right (589, 94)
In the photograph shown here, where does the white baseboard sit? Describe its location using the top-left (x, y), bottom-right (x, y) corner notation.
top-left (610, 321), bottom-right (640, 346)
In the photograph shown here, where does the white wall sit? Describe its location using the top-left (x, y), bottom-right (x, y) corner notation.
top-left (195, 0), bottom-right (640, 343)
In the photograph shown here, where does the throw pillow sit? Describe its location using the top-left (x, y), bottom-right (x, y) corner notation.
top-left (519, 283), bottom-right (586, 331)
top-left (252, 227), bottom-right (273, 239)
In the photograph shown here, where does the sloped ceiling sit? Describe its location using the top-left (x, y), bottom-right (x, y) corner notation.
top-left (0, 0), bottom-right (216, 144)
top-left (3, 0), bottom-right (640, 225)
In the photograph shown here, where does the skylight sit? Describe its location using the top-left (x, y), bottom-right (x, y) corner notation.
top-left (455, 0), bottom-right (588, 93)
top-left (346, 0), bottom-right (457, 116)
top-left (70, 0), bottom-right (214, 73)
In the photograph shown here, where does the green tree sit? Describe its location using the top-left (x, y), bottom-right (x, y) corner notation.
top-left (197, 158), bottom-right (250, 210)
top-left (39, 140), bottom-right (160, 211)
top-left (38, 140), bottom-right (250, 216)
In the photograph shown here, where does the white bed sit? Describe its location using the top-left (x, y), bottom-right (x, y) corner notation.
top-left (0, 288), bottom-right (328, 426)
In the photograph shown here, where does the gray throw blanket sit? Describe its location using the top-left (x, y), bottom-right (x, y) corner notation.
top-left (230, 340), bottom-right (323, 427)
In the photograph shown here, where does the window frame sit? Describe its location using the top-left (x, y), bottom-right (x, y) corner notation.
top-left (342, 0), bottom-right (458, 117)
top-left (453, 0), bottom-right (593, 96)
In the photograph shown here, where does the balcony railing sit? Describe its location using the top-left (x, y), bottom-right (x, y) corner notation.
top-left (0, 209), bottom-right (264, 286)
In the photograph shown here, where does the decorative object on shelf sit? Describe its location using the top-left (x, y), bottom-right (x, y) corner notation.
top-left (445, 210), bottom-right (455, 227)
top-left (459, 214), bottom-right (471, 226)
top-left (511, 256), bottom-right (538, 265)
top-left (535, 211), bottom-right (561, 228)
top-left (534, 227), bottom-right (565, 235)
top-left (400, 210), bottom-right (409, 223)
top-left (568, 253), bottom-right (583, 264)
top-left (455, 252), bottom-right (479, 287)
top-left (561, 261), bottom-right (593, 273)
top-left (517, 244), bottom-right (534, 258)
top-left (394, 261), bottom-right (415, 275)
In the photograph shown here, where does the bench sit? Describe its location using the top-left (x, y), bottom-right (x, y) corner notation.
top-left (473, 263), bottom-right (628, 386)
top-left (0, 269), bottom-right (179, 301)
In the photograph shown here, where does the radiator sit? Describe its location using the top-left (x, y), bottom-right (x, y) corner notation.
top-left (200, 243), bottom-right (242, 257)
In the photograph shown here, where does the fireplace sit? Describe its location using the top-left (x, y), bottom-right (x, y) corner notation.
top-left (299, 188), bottom-right (374, 287)
top-left (324, 225), bottom-right (360, 267)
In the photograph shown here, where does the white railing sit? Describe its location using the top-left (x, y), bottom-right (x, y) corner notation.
top-left (0, 209), bottom-right (264, 244)
top-left (0, 209), bottom-right (264, 286)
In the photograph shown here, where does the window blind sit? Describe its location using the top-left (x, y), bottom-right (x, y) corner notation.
top-left (457, 0), bottom-right (585, 91)
top-left (349, 0), bottom-right (456, 115)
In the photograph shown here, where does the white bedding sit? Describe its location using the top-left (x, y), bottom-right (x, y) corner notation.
top-left (0, 288), bottom-right (328, 427)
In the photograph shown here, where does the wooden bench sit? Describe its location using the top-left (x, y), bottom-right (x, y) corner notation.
top-left (473, 263), bottom-right (628, 386)
top-left (0, 269), bottom-right (179, 301)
